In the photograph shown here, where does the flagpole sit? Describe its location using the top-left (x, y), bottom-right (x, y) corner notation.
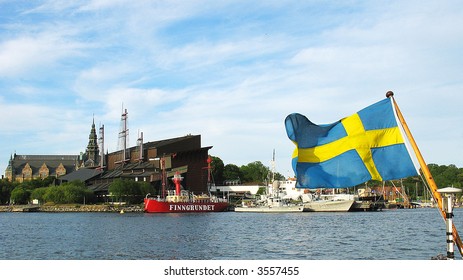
top-left (387, 91), bottom-right (463, 258)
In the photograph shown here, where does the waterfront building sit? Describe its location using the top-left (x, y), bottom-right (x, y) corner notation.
top-left (4, 154), bottom-right (78, 183)
top-left (4, 120), bottom-right (100, 183)
top-left (82, 109), bottom-right (213, 200)
top-left (86, 134), bottom-right (212, 200)
top-left (4, 111), bottom-right (212, 201)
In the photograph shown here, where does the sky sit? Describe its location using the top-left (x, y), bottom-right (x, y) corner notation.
top-left (1, 0), bottom-right (462, 179)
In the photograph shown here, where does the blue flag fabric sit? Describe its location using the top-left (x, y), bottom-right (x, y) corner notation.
top-left (285, 98), bottom-right (418, 189)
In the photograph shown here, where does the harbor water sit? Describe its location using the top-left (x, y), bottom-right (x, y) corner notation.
top-left (0, 207), bottom-right (462, 260)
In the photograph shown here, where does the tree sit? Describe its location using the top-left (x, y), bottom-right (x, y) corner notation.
top-left (274, 172), bottom-right (286, 181)
top-left (0, 179), bottom-right (15, 204)
top-left (31, 187), bottom-right (49, 203)
top-left (109, 179), bottom-right (143, 204)
top-left (223, 164), bottom-right (242, 183)
top-left (139, 181), bottom-right (155, 197)
top-left (210, 156), bottom-right (224, 185)
top-left (20, 177), bottom-right (55, 190)
top-left (63, 184), bottom-right (86, 204)
top-left (10, 187), bottom-right (30, 204)
top-left (428, 164), bottom-right (463, 188)
top-left (240, 161), bottom-right (269, 185)
top-left (43, 186), bottom-right (66, 204)
top-left (38, 181), bottom-right (92, 204)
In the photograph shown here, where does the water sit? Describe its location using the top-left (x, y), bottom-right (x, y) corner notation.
top-left (0, 208), bottom-right (462, 260)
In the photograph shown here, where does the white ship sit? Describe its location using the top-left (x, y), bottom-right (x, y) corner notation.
top-left (234, 195), bottom-right (303, 213)
top-left (276, 179), bottom-right (355, 212)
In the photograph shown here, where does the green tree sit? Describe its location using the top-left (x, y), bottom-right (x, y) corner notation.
top-left (43, 186), bottom-right (66, 204)
top-left (20, 177), bottom-right (56, 190)
top-left (274, 172), bottom-right (286, 181)
top-left (240, 161), bottom-right (269, 185)
top-left (0, 179), bottom-right (15, 204)
top-left (10, 187), bottom-right (31, 204)
top-left (63, 184), bottom-right (86, 203)
top-left (31, 187), bottom-right (49, 203)
top-left (109, 179), bottom-right (143, 204)
top-left (39, 181), bottom-right (93, 204)
top-left (139, 181), bottom-right (155, 197)
top-left (210, 156), bottom-right (224, 185)
top-left (428, 164), bottom-right (463, 188)
top-left (42, 176), bottom-right (57, 187)
top-left (223, 164), bottom-right (242, 183)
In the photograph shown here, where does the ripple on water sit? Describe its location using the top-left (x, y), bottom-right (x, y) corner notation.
top-left (0, 208), bottom-right (460, 260)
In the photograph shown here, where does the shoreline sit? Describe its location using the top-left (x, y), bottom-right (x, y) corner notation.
top-left (0, 204), bottom-right (144, 213)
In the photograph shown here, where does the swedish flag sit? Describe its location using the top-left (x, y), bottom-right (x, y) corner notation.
top-left (285, 97), bottom-right (418, 188)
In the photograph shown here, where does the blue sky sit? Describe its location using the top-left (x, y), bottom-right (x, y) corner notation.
top-left (1, 0), bottom-right (463, 178)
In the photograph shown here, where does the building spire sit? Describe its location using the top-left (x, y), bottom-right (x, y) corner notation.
top-left (85, 117), bottom-right (99, 167)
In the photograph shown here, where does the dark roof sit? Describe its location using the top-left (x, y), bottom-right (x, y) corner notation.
top-left (88, 182), bottom-right (111, 192)
top-left (106, 134), bottom-right (202, 158)
top-left (59, 168), bottom-right (103, 183)
top-left (143, 135), bottom-right (199, 149)
top-left (123, 161), bottom-right (153, 170)
top-left (10, 154), bottom-right (78, 176)
top-left (101, 161), bottom-right (154, 179)
top-left (101, 169), bottom-right (123, 179)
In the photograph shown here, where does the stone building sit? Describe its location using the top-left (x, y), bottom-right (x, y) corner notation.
top-left (4, 154), bottom-right (78, 183)
top-left (4, 120), bottom-right (99, 182)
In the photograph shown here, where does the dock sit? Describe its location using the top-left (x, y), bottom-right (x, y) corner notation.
top-left (12, 206), bottom-right (40, 212)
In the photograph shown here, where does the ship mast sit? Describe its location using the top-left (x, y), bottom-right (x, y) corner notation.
top-left (270, 149), bottom-right (279, 198)
top-left (271, 149), bottom-right (276, 183)
top-left (207, 155), bottom-right (212, 189)
top-left (98, 124), bottom-right (105, 170)
top-left (116, 107), bottom-right (130, 164)
top-left (387, 91), bottom-right (463, 257)
top-left (137, 131), bottom-right (144, 162)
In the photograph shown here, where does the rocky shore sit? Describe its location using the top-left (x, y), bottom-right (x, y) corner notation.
top-left (0, 204), bottom-right (144, 213)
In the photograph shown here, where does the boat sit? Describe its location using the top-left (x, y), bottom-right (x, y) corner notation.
top-left (144, 172), bottom-right (230, 213)
top-left (303, 193), bottom-right (355, 212)
top-left (234, 195), bottom-right (304, 213)
top-left (276, 179), bottom-right (355, 212)
top-left (350, 188), bottom-right (386, 211)
top-left (232, 151), bottom-right (303, 213)
top-left (233, 177), bottom-right (303, 212)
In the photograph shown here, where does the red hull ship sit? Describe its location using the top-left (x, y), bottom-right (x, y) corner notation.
top-left (144, 197), bottom-right (230, 213)
top-left (144, 166), bottom-right (229, 213)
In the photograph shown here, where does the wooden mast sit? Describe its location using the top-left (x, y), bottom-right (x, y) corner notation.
top-left (387, 91), bottom-right (463, 257)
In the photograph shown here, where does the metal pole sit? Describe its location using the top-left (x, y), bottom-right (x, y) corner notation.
top-left (445, 194), bottom-right (454, 259)
top-left (387, 91), bottom-right (463, 257)
top-left (161, 157), bottom-right (166, 199)
top-left (438, 187), bottom-right (462, 259)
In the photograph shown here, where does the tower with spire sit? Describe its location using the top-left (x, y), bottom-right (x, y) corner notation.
top-left (5, 153), bottom-right (15, 181)
top-left (84, 117), bottom-right (100, 167)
